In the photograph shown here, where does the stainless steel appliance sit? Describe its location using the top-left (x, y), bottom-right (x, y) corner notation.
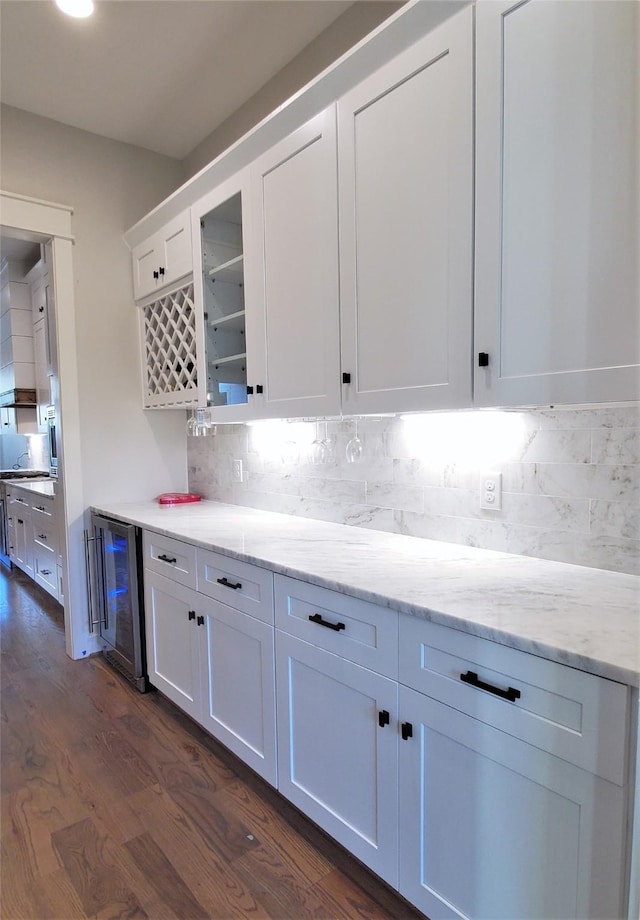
top-left (46, 406), bottom-right (58, 478)
top-left (87, 513), bottom-right (147, 691)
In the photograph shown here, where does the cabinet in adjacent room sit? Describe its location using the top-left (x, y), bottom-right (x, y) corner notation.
top-left (474, 0), bottom-right (639, 407)
top-left (248, 106), bottom-right (341, 419)
top-left (337, 6), bottom-right (474, 415)
top-left (6, 488), bottom-right (33, 577)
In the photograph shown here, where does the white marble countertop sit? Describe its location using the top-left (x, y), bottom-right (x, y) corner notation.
top-left (5, 479), bottom-right (56, 498)
top-left (92, 500), bottom-right (640, 687)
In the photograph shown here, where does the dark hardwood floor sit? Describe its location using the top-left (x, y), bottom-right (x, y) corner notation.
top-left (0, 565), bottom-right (422, 920)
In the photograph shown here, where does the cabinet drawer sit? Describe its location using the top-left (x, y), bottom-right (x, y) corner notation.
top-left (7, 490), bottom-right (30, 509)
top-left (144, 531), bottom-right (196, 589)
top-left (34, 545), bottom-right (58, 596)
top-left (197, 548), bottom-right (273, 624)
top-left (399, 616), bottom-right (629, 785)
top-left (275, 575), bottom-right (398, 679)
top-left (31, 496), bottom-right (54, 520)
top-left (33, 519), bottom-right (57, 555)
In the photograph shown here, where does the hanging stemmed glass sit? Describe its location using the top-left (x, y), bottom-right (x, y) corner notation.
top-left (345, 418), bottom-right (364, 464)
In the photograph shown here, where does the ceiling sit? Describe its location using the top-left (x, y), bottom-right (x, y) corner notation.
top-left (0, 0), bottom-right (355, 160)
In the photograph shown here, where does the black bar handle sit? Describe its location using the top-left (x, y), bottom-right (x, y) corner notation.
top-left (256, 384), bottom-right (264, 394)
top-left (153, 270), bottom-right (159, 280)
top-left (217, 577), bottom-right (242, 590)
top-left (159, 266), bottom-right (165, 276)
top-left (401, 722), bottom-right (413, 741)
top-left (188, 610), bottom-right (195, 621)
top-left (342, 372), bottom-right (351, 384)
top-left (158, 554), bottom-right (177, 564)
top-left (197, 615), bottom-right (205, 626)
top-left (460, 670), bottom-right (521, 702)
top-left (308, 613), bottom-right (346, 632)
top-left (478, 352), bottom-right (489, 367)
top-left (378, 710), bottom-right (390, 728)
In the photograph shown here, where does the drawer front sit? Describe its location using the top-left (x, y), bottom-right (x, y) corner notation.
top-left (31, 496), bottom-right (54, 520)
top-left (275, 575), bottom-right (398, 679)
top-left (33, 518), bottom-right (57, 555)
top-left (7, 489), bottom-right (30, 509)
top-left (399, 616), bottom-right (629, 785)
top-left (34, 545), bottom-right (58, 596)
top-left (197, 549), bottom-right (274, 623)
top-left (144, 531), bottom-right (196, 589)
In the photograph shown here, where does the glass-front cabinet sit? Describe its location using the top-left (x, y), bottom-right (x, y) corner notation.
top-left (192, 171), bottom-right (263, 420)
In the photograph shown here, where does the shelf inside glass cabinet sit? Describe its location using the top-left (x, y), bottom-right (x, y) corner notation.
top-left (208, 254), bottom-right (244, 284)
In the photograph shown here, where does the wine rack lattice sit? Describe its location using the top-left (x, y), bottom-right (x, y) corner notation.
top-left (142, 283), bottom-right (198, 408)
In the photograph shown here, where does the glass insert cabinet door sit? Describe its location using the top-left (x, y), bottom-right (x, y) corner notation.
top-left (199, 191), bottom-right (248, 408)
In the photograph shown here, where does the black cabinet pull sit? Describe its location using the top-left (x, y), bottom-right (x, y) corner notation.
top-left (197, 615), bottom-right (205, 626)
top-left (342, 372), bottom-right (351, 384)
top-left (378, 710), bottom-right (390, 728)
top-left (153, 270), bottom-right (159, 280)
top-left (478, 352), bottom-right (489, 367)
top-left (308, 613), bottom-right (345, 632)
top-left (246, 385), bottom-right (254, 395)
top-left (158, 554), bottom-right (176, 564)
top-left (188, 610), bottom-right (195, 621)
top-left (401, 722), bottom-right (413, 741)
top-left (38, 533), bottom-right (47, 540)
top-left (159, 266), bottom-right (165, 276)
top-left (217, 577), bottom-right (242, 590)
top-left (256, 384), bottom-right (263, 394)
top-left (39, 306), bottom-right (44, 313)
top-left (460, 670), bottom-right (521, 702)
top-left (41, 569), bottom-right (52, 576)
top-left (17, 519), bottom-right (23, 525)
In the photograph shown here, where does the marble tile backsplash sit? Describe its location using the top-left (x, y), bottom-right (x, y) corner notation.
top-left (188, 405), bottom-right (640, 575)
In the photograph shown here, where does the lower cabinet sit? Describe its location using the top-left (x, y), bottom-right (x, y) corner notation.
top-left (7, 486), bottom-right (60, 599)
top-left (143, 538), bottom-right (632, 919)
top-left (275, 631), bottom-right (399, 888)
top-left (398, 685), bottom-right (627, 919)
top-left (144, 569), bottom-right (277, 785)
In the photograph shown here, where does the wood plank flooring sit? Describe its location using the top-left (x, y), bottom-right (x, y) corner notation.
top-left (0, 566), bottom-right (423, 920)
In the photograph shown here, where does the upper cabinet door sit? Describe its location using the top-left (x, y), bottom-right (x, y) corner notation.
top-left (475, 0), bottom-right (640, 407)
top-left (338, 7), bottom-right (474, 415)
top-left (248, 107), bottom-right (341, 419)
top-left (132, 210), bottom-right (192, 302)
top-left (192, 170), bottom-right (264, 420)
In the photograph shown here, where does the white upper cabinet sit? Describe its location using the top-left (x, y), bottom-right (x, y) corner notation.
top-left (131, 210), bottom-right (192, 302)
top-left (474, 0), bottom-right (640, 407)
top-left (338, 7), bottom-right (474, 415)
top-left (192, 170), bottom-right (261, 420)
top-left (248, 107), bottom-right (341, 419)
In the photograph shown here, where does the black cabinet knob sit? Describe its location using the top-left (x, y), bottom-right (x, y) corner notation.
top-left (256, 384), bottom-right (263, 394)
top-left (153, 270), bottom-right (159, 280)
top-left (478, 352), bottom-right (489, 367)
top-left (246, 385), bottom-right (254, 395)
top-left (342, 372), bottom-right (351, 384)
top-left (188, 610), bottom-right (195, 621)
top-left (401, 722), bottom-right (413, 741)
top-left (159, 266), bottom-right (165, 276)
top-left (197, 615), bottom-right (205, 626)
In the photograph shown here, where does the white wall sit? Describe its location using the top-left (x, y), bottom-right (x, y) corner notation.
top-left (183, 1), bottom-right (404, 178)
top-left (0, 104), bottom-right (188, 504)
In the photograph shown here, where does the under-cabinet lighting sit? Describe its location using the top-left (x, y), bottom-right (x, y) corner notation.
top-left (400, 411), bottom-right (527, 466)
top-left (55, 0), bottom-right (94, 18)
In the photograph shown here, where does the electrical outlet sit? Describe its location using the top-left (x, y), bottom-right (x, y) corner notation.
top-left (480, 471), bottom-right (502, 510)
top-left (232, 459), bottom-right (244, 483)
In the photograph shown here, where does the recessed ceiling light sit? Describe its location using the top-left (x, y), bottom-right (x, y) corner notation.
top-left (55, 0), bottom-right (94, 18)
